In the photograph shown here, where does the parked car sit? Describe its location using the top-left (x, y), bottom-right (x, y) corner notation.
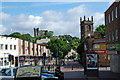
top-left (0, 65), bottom-right (58, 80)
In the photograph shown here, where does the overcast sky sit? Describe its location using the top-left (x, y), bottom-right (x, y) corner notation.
top-left (0, 0), bottom-right (115, 38)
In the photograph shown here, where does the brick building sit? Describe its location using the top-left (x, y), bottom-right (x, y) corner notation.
top-left (105, 1), bottom-right (120, 72)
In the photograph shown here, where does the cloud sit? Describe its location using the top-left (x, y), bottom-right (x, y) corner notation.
top-left (1, 4), bottom-right (104, 37)
top-left (0, 12), bottom-right (11, 21)
top-left (0, 24), bottom-right (7, 34)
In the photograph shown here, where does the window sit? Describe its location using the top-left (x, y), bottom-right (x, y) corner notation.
top-left (109, 34), bottom-right (111, 42)
top-left (5, 45), bottom-right (8, 50)
top-left (106, 16), bottom-right (108, 25)
top-left (14, 45), bottom-right (16, 50)
top-left (116, 29), bottom-right (118, 41)
top-left (87, 25), bottom-right (91, 31)
top-left (94, 44), bottom-right (100, 49)
top-left (112, 32), bottom-right (114, 41)
top-left (0, 68), bottom-right (11, 76)
top-left (109, 14), bottom-right (110, 23)
top-left (112, 10), bottom-right (114, 21)
top-left (0, 44), bottom-right (3, 50)
top-left (116, 7), bottom-right (117, 18)
top-left (10, 45), bottom-right (12, 50)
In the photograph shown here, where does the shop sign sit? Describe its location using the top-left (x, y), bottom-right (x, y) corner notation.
top-left (95, 50), bottom-right (108, 53)
top-left (101, 44), bottom-right (106, 50)
top-left (116, 44), bottom-right (120, 50)
top-left (107, 44), bottom-right (116, 50)
top-left (19, 57), bottom-right (25, 61)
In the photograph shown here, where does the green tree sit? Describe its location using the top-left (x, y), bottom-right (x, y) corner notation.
top-left (47, 37), bottom-right (71, 58)
top-left (96, 24), bottom-right (105, 38)
top-left (46, 31), bottom-right (54, 38)
top-left (9, 32), bottom-right (22, 39)
top-left (21, 33), bottom-right (32, 42)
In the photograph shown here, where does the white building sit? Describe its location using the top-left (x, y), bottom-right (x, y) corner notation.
top-left (0, 36), bottom-right (19, 68)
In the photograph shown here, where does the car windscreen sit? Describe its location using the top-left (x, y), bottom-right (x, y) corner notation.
top-left (16, 66), bottom-right (41, 78)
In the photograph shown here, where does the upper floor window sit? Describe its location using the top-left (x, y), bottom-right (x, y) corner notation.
top-left (109, 13), bottom-right (110, 23)
top-left (10, 45), bottom-right (12, 50)
top-left (5, 45), bottom-right (8, 50)
top-left (0, 44), bottom-right (3, 50)
top-left (115, 29), bottom-right (118, 41)
top-left (112, 10), bottom-right (114, 21)
top-left (14, 45), bottom-right (16, 50)
top-left (112, 32), bottom-right (114, 41)
top-left (109, 34), bottom-right (111, 42)
top-left (87, 25), bottom-right (91, 31)
top-left (116, 7), bottom-right (117, 18)
top-left (106, 16), bottom-right (108, 25)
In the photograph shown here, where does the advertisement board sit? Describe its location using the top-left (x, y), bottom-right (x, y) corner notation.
top-left (86, 54), bottom-right (98, 69)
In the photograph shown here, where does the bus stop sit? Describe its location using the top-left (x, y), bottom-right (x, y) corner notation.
top-left (84, 52), bottom-right (99, 77)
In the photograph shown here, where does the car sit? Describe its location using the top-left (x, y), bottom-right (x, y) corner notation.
top-left (74, 58), bottom-right (78, 62)
top-left (0, 65), bottom-right (58, 80)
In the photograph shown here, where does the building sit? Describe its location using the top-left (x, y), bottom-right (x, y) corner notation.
top-left (80, 16), bottom-right (94, 50)
top-left (0, 36), bottom-right (42, 68)
top-left (93, 31), bottom-right (109, 66)
top-left (80, 16), bottom-right (108, 66)
top-left (36, 38), bottom-right (51, 57)
top-left (105, 1), bottom-right (120, 72)
top-left (34, 28), bottom-right (48, 37)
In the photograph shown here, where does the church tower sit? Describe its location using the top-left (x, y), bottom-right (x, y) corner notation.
top-left (80, 16), bottom-right (94, 40)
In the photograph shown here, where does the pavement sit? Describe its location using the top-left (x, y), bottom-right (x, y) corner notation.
top-left (61, 60), bottom-right (120, 80)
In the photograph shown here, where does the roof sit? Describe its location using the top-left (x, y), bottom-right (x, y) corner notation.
top-left (37, 38), bottom-right (50, 44)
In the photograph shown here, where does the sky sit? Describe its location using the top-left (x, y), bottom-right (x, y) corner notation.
top-left (0, 0), bottom-right (115, 38)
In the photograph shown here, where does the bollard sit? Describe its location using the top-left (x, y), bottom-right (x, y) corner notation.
top-left (72, 65), bottom-right (73, 70)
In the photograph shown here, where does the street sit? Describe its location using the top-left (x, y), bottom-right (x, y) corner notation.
top-left (60, 60), bottom-right (120, 80)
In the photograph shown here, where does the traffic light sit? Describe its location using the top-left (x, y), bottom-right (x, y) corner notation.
top-left (8, 54), bottom-right (11, 61)
top-left (8, 54), bottom-right (14, 61)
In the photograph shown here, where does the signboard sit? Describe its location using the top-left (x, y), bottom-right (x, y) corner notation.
top-left (95, 50), bottom-right (108, 54)
top-left (86, 54), bottom-right (98, 69)
top-left (116, 44), bottom-right (120, 50)
top-left (101, 44), bottom-right (106, 50)
top-left (16, 66), bottom-right (41, 78)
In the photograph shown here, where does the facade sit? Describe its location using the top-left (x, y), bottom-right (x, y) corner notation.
top-left (36, 38), bottom-right (51, 57)
top-left (34, 28), bottom-right (48, 37)
top-left (80, 16), bottom-right (94, 40)
top-left (80, 16), bottom-right (94, 50)
top-left (0, 36), bottom-right (49, 68)
top-left (105, 1), bottom-right (120, 72)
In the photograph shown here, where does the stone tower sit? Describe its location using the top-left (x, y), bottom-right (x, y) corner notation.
top-left (80, 16), bottom-right (94, 40)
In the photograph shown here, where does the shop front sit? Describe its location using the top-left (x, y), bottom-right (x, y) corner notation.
top-left (95, 50), bottom-right (109, 66)
top-left (19, 56), bottom-right (43, 66)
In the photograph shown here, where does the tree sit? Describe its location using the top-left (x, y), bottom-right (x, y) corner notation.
top-left (9, 32), bottom-right (22, 39)
top-left (96, 24), bottom-right (105, 38)
top-left (46, 31), bottom-right (54, 38)
top-left (47, 37), bottom-right (71, 59)
top-left (77, 37), bottom-right (86, 63)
